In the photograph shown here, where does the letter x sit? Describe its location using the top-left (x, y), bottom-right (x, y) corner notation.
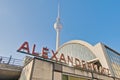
top-left (51, 50), bottom-right (58, 61)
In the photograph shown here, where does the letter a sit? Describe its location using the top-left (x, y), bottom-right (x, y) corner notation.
top-left (17, 41), bottom-right (30, 53)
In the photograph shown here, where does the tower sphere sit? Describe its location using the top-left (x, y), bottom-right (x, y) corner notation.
top-left (54, 18), bottom-right (62, 30)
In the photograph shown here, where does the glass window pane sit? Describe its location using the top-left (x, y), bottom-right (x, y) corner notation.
top-left (62, 75), bottom-right (68, 80)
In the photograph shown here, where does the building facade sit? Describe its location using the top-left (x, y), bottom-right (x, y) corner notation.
top-left (18, 40), bottom-right (120, 80)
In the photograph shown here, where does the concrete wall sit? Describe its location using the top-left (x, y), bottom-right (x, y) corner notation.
top-left (31, 59), bottom-right (53, 80)
top-left (62, 65), bottom-right (92, 79)
top-left (19, 60), bottom-right (33, 80)
top-left (94, 43), bottom-right (109, 69)
top-left (19, 58), bottom-right (119, 80)
top-left (94, 43), bottom-right (114, 76)
top-left (0, 63), bottom-right (22, 80)
top-left (54, 71), bottom-right (62, 80)
top-left (93, 73), bottom-right (113, 80)
top-left (53, 63), bottom-right (91, 80)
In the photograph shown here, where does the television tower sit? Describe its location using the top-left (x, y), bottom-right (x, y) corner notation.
top-left (54, 1), bottom-right (62, 50)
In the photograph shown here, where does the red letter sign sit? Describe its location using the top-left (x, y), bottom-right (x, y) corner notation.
top-left (59, 53), bottom-right (66, 63)
top-left (42, 47), bottom-right (49, 59)
top-left (51, 50), bottom-right (58, 61)
top-left (32, 44), bottom-right (39, 56)
top-left (17, 41), bottom-right (30, 53)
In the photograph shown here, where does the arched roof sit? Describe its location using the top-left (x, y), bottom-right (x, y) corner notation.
top-left (57, 40), bottom-right (97, 61)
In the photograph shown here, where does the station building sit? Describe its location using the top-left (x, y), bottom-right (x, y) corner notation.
top-left (18, 40), bottom-right (120, 80)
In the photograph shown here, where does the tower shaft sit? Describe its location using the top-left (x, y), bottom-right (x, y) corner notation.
top-left (56, 30), bottom-right (60, 50)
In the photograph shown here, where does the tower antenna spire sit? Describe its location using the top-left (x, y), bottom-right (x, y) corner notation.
top-left (54, 0), bottom-right (62, 50)
top-left (58, 0), bottom-right (60, 18)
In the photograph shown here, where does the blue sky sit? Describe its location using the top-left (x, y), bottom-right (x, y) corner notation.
top-left (0, 0), bottom-right (120, 59)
